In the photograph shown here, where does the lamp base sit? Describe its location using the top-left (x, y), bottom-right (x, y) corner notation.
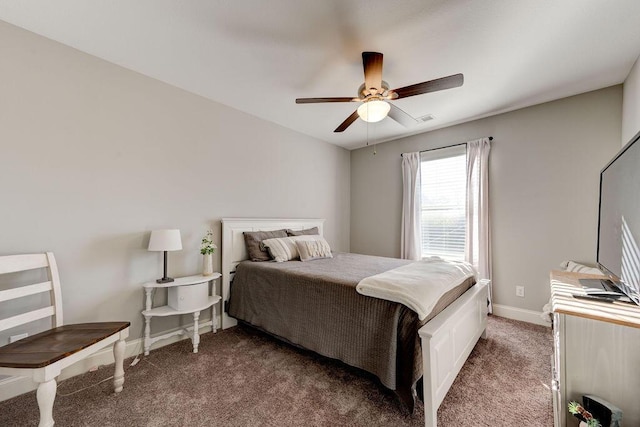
top-left (156, 277), bottom-right (175, 284)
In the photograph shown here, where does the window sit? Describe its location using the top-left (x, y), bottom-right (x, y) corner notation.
top-left (420, 145), bottom-right (467, 260)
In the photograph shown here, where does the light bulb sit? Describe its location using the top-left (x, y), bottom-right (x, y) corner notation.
top-left (357, 100), bottom-right (390, 123)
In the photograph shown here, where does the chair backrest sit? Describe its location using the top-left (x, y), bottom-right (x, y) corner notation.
top-left (0, 252), bottom-right (63, 334)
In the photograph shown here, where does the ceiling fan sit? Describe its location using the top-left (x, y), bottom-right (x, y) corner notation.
top-left (296, 52), bottom-right (463, 132)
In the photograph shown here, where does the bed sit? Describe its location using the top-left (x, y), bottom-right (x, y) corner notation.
top-left (221, 218), bottom-right (488, 427)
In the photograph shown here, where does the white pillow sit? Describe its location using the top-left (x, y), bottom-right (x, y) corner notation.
top-left (295, 236), bottom-right (333, 262)
top-left (261, 236), bottom-right (302, 262)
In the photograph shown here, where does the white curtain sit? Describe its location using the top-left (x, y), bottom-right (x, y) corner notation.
top-left (401, 152), bottom-right (422, 260)
top-left (466, 138), bottom-right (493, 312)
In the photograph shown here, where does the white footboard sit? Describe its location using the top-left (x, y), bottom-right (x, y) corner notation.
top-left (418, 280), bottom-right (489, 427)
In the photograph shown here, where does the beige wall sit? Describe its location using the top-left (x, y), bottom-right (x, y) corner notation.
top-left (351, 86), bottom-right (622, 312)
top-left (623, 55), bottom-right (640, 144)
top-left (0, 21), bottom-right (350, 342)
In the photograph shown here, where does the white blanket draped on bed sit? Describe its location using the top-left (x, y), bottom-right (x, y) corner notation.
top-left (356, 257), bottom-right (476, 320)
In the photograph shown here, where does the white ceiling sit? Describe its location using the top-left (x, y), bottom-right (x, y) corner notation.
top-left (1, 0), bottom-right (640, 150)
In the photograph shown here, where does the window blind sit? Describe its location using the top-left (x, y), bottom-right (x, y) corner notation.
top-left (420, 145), bottom-right (467, 260)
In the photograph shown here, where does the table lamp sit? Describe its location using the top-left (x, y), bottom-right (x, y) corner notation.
top-left (148, 229), bottom-right (182, 283)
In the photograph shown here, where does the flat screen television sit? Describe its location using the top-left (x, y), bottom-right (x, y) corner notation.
top-left (595, 129), bottom-right (640, 305)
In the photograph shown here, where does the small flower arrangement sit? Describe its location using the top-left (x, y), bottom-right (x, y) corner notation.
top-left (568, 401), bottom-right (601, 427)
top-left (200, 230), bottom-right (217, 255)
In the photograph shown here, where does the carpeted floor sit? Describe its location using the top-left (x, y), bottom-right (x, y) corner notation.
top-left (0, 315), bottom-right (553, 426)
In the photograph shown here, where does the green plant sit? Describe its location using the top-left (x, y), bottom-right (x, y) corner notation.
top-left (568, 401), bottom-right (601, 427)
top-left (200, 230), bottom-right (217, 255)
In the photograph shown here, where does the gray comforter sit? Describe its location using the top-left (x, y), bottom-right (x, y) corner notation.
top-left (227, 252), bottom-right (474, 411)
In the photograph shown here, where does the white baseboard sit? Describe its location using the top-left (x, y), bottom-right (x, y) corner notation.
top-left (492, 303), bottom-right (551, 327)
top-left (0, 323), bottom-right (215, 402)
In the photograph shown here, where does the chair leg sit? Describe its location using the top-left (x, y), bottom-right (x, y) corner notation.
top-left (113, 338), bottom-right (126, 393)
top-left (36, 378), bottom-right (56, 427)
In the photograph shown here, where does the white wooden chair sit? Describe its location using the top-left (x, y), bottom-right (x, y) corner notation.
top-left (0, 252), bottom-right (130, 427)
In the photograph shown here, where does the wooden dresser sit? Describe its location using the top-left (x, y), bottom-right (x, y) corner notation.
top-left (550, 270), bottom-right (640, 426)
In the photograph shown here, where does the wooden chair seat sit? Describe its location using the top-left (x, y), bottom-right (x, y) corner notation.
top-left (0, 322), bottom-right (130, 369)
top-left (0, 252), bottom-right (131, 427)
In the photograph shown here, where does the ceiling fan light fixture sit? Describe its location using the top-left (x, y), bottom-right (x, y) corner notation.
top-left (295, 51), bottom-right (463, 133)
top-left (357, 100), bottom-right (390, 123)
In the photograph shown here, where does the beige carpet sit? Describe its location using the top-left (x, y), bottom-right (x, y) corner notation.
top-left (0, 315), bottom-right (553, 426)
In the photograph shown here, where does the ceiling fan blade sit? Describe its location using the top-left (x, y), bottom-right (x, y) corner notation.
top-left (387, 103), bottom-right (418, 128)
top-left (391, 73), bottom-right (464, 99)
top-left (334, 110), bottom-right (360, 132)
top-left (296, 97), bottom-right (355, 104)
top-left (362, 52), bottom-right (383, 94)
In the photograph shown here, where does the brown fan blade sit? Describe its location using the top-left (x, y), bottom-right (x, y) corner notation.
top-left (387, 103), bottom-right (418, 128)
top-left (334, 110), bottom-right (360, 132)
top-left (296, 97), bottom-right (356, 104)
top-left (391, 73), bottom-right (463, 99)
top-left (362, 52), bottom-right (383, 95)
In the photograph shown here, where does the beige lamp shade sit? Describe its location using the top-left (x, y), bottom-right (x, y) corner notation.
top-left (148, 229), bottom-right (182, 251)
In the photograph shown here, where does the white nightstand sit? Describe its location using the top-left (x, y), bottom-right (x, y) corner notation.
top-left (142, 273), bottom-right (221, 355)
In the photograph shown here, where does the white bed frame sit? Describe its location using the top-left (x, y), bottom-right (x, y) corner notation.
top-left (419, 279), bottom-right (488, 427)
top-left (220, 218), bottom-right (488, 427)
top-left (220, 218), bottom-right (326, 329)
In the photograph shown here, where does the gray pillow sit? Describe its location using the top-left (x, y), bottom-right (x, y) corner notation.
top-left (286, 227), bottom-right (319, 236)
top-left (243, 229), bottom-right (288, 261)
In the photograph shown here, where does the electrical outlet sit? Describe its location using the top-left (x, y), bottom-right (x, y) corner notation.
top-left (9, 333), bottom-right (28, 343)
top-left (516, 286), bottom-right (525, 298)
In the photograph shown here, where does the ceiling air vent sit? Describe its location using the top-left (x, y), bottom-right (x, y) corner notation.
top-left (417, 114), bottom-right (435, 123)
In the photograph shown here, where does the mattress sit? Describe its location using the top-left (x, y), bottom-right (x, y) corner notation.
top-left (227, 252), bottom-right (475, 410)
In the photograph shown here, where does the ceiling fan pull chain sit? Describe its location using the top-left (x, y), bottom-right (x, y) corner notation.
top-left (365, 105), bottom-right (370, 147)
top-left (366, 108), bottom-right (369, 146)
top-left (372, 121), bottom-right (377, 155)
top-left (366, 117), bottom-right (377, 156)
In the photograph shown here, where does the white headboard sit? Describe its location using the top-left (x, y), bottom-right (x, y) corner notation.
top-left (220, 218), bottom-right (325, 329)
